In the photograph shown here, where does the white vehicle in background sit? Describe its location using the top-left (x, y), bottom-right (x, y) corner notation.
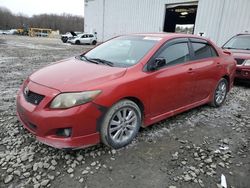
top-left (1, 29), bottom-right (17, 35)
top-left (61, 31), bottom-right (83, 43)
top-left (67, 33), bottom-right (97, 45)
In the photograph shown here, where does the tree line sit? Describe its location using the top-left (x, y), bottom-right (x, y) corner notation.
top-left (0, 7), bottom-right (84, 34)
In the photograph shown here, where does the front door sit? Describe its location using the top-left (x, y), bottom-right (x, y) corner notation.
top-left (148, 39), bottom-right (196, 117)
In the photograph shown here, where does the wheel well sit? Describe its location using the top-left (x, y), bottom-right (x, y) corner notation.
top-left (96, 97), bottom-right (145, 132)
top-left (124, 97), bottom-right (144, 115)
top-left (222, 75), bottom-right (230, 91)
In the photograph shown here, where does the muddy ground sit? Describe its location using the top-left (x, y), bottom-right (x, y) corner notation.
top-left (0, 35), bottom-right (249, 188)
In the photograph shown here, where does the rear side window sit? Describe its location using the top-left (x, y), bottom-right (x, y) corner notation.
top-left (192, 42), bottom-right (218, 60)
top-left (158, 43), bottom-right (190, 66)
top-left (89, 34), bottom-right (94, 37)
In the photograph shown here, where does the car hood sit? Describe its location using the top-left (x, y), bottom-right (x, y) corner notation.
top-left (70, 31), bottom-right (77, 36)
top-left (228, 49), bottom-right (250, 59)
top-left (29, 57), bottom-right (127, 92)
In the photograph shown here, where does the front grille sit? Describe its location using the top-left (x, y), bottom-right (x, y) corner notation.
top-left (236, 70), bottom-right (241, 75)
top-left (23, 90), bottom-right (44, 105)
top-left (235, 58), bottom-right (245, 65)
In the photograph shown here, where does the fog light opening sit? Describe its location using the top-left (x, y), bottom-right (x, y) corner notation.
top-left (56, 128), bottom-right (72, 137)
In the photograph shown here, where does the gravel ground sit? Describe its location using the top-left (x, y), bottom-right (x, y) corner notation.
top-left (0, 35), bottom-right (249, 188)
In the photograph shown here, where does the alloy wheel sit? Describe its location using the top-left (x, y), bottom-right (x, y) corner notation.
top-left (215, 81), bottom-right (227, 104)
top-left (109, 107), bottom-right (138, 144)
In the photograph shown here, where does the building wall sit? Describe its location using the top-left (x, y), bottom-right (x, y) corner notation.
top-left (85, 0), bottom-right (197, 41)
top-left (85, 0), bottom-right (250, 45)
top-left (84, 0), bottom-right (104, 41)
top-left (194, 0), bottom-right (250, 45)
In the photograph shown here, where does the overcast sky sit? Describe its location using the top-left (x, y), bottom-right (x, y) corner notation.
top-left (0, 0), bottom-right (85, 17)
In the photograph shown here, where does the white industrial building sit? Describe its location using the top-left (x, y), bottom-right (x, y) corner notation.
top-left (84, 0), bottom-right (250, 46)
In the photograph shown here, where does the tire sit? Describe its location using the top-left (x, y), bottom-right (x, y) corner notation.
top-left (92, 40), bottom-right (97, 45)
top-left (75, 40), bottom-right (80, 45)
top-left (100, 100), bottom-right (141, 149)
top-left (210, 78), bottom-right (228, 107)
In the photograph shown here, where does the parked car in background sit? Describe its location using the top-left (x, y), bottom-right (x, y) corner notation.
top-left (61, 31), bottom-right (83, 43)
top-left (67, 33), bottom-right (97, 45)
top-left (1, 29), bottom-right (17, 35)
top-left (222, 33), bottom-right (250, 82)
top-left (16, 33), bottom-right (236, 149)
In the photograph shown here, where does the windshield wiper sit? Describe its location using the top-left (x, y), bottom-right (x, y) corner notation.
top-left (223, 47), bottom-right (237, 49)
top-left (77, 55), bottom-right (99, 64)
top-left (77, 55), bottom-right (114, 66)
top-left (89, 58), bottom-right (114, 67)
top-left (223, 47), bottom-right (250, 50)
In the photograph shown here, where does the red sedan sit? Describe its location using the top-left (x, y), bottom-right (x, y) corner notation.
top-left (16, 33), bottom-right (236, 149)
top-left (222, 33), bottom-right (250, 82)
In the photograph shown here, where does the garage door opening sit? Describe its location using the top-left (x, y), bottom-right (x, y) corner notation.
top-left (163, 2), bottom-right (198, 34)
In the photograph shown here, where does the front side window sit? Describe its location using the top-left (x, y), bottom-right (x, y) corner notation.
top-left (192, 42), bottom-right (217, 60)
top-left (157, 43), bottom-right (190, 66)
top-left (223, 35), bottom-right (250, 50)
top-left (83, 36), bottom-right (161, 67)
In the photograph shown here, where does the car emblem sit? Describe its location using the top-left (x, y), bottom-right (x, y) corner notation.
top-left (24, 86), bottom-right (29, 96)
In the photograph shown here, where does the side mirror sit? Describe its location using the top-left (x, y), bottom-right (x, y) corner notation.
top-left (148, 58), bottom-right (166, 71)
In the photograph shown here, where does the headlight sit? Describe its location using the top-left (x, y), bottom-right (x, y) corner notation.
top-left (50, 90), bottom-right (101, 109)
top-left (244, 59), bottom-right (250, 66)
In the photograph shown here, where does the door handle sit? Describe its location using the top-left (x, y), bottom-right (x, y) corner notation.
top-left (217, 62), bottom-right (222, 68)
top-left (188, 68), bottom-right (194, 73)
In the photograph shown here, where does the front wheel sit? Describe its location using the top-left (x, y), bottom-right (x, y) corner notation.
top-left (75, 40), bottom-right (80, 45)
top-left (100, 100), bottom-right (141, 149)
top-left (210, 78), bottom-right (228, 107)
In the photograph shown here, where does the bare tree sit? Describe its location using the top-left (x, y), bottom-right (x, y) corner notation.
top-left (0, 6), bottom-right (84, 33)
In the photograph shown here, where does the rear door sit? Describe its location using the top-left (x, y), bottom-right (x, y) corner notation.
top-left (148, 38), bottom-right (197, 117)
top-left (189, 38), bottom-right (222, 102)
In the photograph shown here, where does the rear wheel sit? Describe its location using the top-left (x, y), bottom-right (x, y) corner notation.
top-left (100, 100), bottom-right (141, 149)
top-left (92, 40), bottom-right (97, 45)
top-left (75, 40), bottom-right (80, 45)
top-left (210, 78), bottom-right (228, 107)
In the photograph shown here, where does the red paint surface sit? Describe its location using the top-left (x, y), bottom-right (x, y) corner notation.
top-left (16, 33), bottom-right (236, 149)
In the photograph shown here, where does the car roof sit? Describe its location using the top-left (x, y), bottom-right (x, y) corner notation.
top-left (81, 33), bottom-right (94, 35)
top-left (125, 32), bottom-right (210, 41)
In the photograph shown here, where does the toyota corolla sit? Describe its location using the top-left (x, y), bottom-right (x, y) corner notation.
top-left (222, 33), bottom-right (250, 82)
top-left (16, 33), bottom-right (236, 149)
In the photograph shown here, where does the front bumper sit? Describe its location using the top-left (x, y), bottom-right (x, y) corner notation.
top-left (235, 66), bottom-right (250, 81)
top-left (16, 81), bottom-right (101, 149)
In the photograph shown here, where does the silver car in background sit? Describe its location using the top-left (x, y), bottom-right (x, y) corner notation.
top-left (67, 33), bottom-right (97, 45)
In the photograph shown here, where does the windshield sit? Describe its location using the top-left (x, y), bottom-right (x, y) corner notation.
top-left (223, 35), bottom-right (250, 50)
top-left (83, 36), bottom-right (161, 67)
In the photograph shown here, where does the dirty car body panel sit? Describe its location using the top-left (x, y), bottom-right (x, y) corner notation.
top-left (16, 33), bottom-right (236, 149)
